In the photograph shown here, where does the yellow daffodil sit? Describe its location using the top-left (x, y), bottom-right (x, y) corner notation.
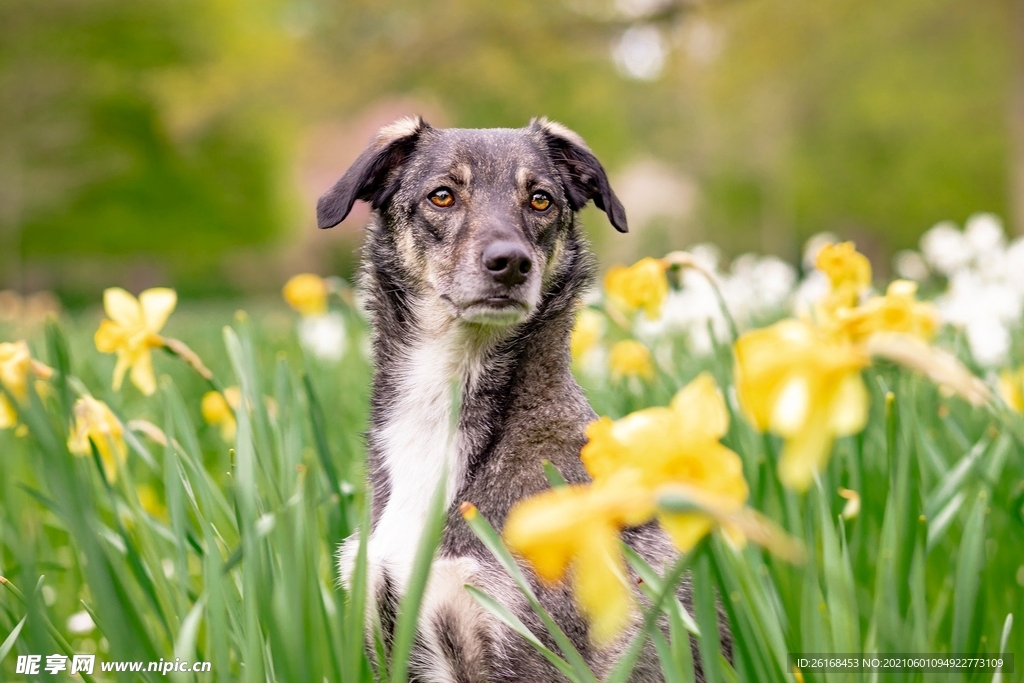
top-left (283, 274), bottom-right (329, 316)
top-left (604, 257), bottom-right (668, 319)
top-left (0, 340), bottom-right (53, 431)
top-left (0, 341), bottom-right (32, 430)
top-left (734, 319), bottom-right (869, 492)
top-left (582, 373), bottom-right (748, 550)
top-left (503, 469), bottom-right (654, 644)
top-left (201, 387), bottom-right (241, 441)
top-left (811, 242), bottom-right (872, 318)
top-left (608, 340), bottom-right (654, 381)
top-left (1000, 367), bottom-right (1024, 412)
top-left (94, 287), bottom-right (177, 396)
top-left (816, 241), bottom-right (871, 293)
top-left (67, 396), bottom-right (128, 482)
top-left (505, 373), bottom-right (754, 642)
top-left (570, 309), bottom-right (605, 363)
top-left (833, 280), bottom-right (938, 343)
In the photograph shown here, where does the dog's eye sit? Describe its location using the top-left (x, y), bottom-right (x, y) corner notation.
top-left (428, 188), bottom-right (454, 208)
top-left (530, 192), bottom-right (552, 212)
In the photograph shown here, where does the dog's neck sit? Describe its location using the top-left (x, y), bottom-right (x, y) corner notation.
top-left (357, 222), bottom-right (591, 585)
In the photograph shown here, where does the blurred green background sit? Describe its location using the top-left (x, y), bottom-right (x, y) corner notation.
top-left (1, 0), bottom-right (1020, 302)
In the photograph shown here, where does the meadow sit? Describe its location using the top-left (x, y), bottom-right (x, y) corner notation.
top-left (1, 221), bottom-right (1023, 682)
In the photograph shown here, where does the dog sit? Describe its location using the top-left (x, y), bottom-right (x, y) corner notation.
top-left (319, 117), bottom-right (702, 682)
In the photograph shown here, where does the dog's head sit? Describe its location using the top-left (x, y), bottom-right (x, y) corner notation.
top-left (317, 117), bottom-right (626, 328)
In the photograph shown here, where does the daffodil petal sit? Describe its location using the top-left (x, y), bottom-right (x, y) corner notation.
top-left (603, 258), bottom-right (668, 319)
top-left (886, 279), bottom-right (918, 297)
top-left (828, 373), bottom-right (869, 436)
top-left (671, 372), bottom-right (729, 439)
top-left (129, 350), bottom-right (157, 396)
top-left (581, 417), bottom-right (624, 480)
top-left (769, 375), bottom-right (810, 436)
top-left (67, 420), bottom-right (90, 455)
top-left (689, 443), bottom-right (750, 504)
top-left (777, 416), bottom-right (834, 492)
top-left (1000, 369), bottom-right (1024, 412)
top-left (99, 430), bottom-right (128, 483)
top-left (67, 396), bottom-right (127, 482)
top-left (504, 487), bottom-right (587, 582)
top-left (0, 396), bottom-right (17, 429)
top-left (96, 437), bottom-right (117, 482)
top-left (94, 320), bottom-right (127, 354)
top-left (0, 341), bottom-right (32, 399)
top-left (734, 322), bottom-right (814, 431)
top-left (103, 288), bottom-right (142, 328)
top-left (139, 288), bottom-right (177, 333)
top-left (111, 353), bottom-right (131, 391)
top-left (573, 530), bottom-right (634, 645)
top-left (658, 511), bottom-right (715, 552)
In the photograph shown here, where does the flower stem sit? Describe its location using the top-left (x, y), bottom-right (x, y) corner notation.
top-left (662, 251), bottom-right (740, 343)
top-left (159, 336), bottom-right (225, 394)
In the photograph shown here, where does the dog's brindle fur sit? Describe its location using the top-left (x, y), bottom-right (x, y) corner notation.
top-left (319, 117), bottom-right (713, 682)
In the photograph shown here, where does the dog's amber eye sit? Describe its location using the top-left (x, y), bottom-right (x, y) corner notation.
top-left (530, 192), bottom-right (551, 212)
top-left (428, 188), bottom-right (454, 208)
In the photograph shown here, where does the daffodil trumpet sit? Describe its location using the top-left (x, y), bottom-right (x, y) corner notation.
top-left (734, 319), bottom-right (870, 492)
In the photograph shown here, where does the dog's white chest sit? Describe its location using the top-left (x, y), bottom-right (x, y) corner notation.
top-left (343, 331), bottom-right (480, 591)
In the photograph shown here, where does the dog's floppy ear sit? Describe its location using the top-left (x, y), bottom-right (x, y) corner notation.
top-left (317, 116), bottom-right (430, 229)
top-left (531, 117), bottom-right (628, 233)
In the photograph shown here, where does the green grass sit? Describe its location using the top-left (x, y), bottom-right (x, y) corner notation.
top-left (1, 299), bottom-right (1022, 682)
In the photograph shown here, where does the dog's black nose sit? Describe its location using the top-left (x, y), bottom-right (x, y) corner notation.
top-left (482, 242), bottom-right (532, 287)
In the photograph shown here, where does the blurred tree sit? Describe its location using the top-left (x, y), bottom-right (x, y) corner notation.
top-left (0, 0), bottom-right (292, 293)
top-left (0, 0), bottom-right (1017, 296)
top-left (670, 0), bottom-right (1014, 257)
top-left (290, 0), bottom-right (1021, 259)
top-left (1011, 0), bottom-right (1024, 234)
top-left (303, 0), bottom-right (640, 163)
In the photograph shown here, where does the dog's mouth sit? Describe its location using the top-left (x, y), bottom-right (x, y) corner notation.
top-left (458, 296), bottom-right (530, 325)
top-left (471, 297), bottom-right (527, 310)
